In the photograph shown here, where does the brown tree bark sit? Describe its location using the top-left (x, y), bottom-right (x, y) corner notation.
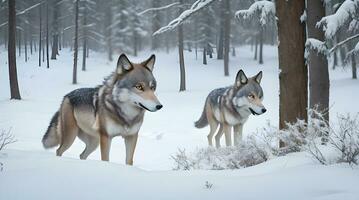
top-left (8, 0), bottom-right (21, 99)
top-left (307, 0), bottom-right (330, 121)
top-left (73, 0), bottom-right (79, 84)
top-left (276, 0), bottom-right (307, 147)
top-left (223, 0), bottom-right (230, 76)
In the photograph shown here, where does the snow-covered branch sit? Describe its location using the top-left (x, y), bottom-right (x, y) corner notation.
top-left (305, 38), bottom-right (328, 56)
top-left (329, 33), bottom-right (359, 53)
top-left (153, 0), bottom-right (216, 36)
top-left (317, 0), bottom-right (359, 38)
top-left (139, 2), bottom-right (180, 16)
top-left (235, 1), bottom-right (275, 26)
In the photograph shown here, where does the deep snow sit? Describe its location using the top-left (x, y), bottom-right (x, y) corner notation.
top-left (0, 45), bottom-right (358, 199)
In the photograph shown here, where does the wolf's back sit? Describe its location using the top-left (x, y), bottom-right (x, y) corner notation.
top-left (42, 111), bottom-right (61, 148)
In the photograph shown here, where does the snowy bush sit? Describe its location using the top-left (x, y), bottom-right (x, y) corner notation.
top-left (172, 109), bottom-right (359, 170)
top-left (328, 114), bottom-right (359, 165)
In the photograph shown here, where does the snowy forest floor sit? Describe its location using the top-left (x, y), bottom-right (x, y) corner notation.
top-left (0, 46), bottom-right (359, 199)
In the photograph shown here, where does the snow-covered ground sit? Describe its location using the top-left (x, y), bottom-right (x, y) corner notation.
top-left (0, 46), bottom-right (358, 199)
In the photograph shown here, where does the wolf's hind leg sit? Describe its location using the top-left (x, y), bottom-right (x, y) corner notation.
top-left (207, 121), bottom-right (218, 147)
top-left (78, 131), bottom-right (99, 160)
top-left (215, 123), bottom-right (224, 148)
top-left (56, 98), bottom-right (78, 157)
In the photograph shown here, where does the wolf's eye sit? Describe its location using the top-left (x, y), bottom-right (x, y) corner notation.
top-left (135, 84), bottom-right (144, 91)
top-left (248, 94), bottom-right (255, 99)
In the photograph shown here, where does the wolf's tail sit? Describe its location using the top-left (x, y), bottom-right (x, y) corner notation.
top-left (194, 100), bottom-right (208, 128)
top-left (42, 111), bottom-right (61, 149)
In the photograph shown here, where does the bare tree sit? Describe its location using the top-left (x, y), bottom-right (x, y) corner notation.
top-left (276, 0), bottom-right (307, 147)
top-left (46, 0), bottom-right (49, 68)
top-left (8, 0), bottom-right (21, 100)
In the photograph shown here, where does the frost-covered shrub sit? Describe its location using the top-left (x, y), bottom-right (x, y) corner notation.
top-left (329, 114), bottom-right (359, 165)
top-left (172, 109), bottom-right (359, 170)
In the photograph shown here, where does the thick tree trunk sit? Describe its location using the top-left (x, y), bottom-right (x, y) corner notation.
top-left (307, 0), bottom-right (330, 121)
top-left (223, 0), bottom-right (230, 76)
top-left (276, 0), bottom-right (307, 147)
top-left (73, 0), bottom-right (79, 84)
top-left (178, 0), bottom-right (186, 92)
top-left (8, 0), bottom-right (21, 99)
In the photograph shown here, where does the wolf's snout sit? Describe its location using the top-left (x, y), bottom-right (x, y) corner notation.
top-left (261, 108), bottom-right (267, 113)
top-left (156, 104), bottom-right (163, 110)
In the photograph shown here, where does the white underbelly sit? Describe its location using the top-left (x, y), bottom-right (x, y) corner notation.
top-left (105, 117), bottom-right (142, 137)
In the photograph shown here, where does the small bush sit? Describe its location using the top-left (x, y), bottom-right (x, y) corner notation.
top-left (172, 109), bottom-right (359, 170)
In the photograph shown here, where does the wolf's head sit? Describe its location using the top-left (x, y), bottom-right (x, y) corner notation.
top-left (232, 70), bottom-right (266, 115)
top-left (110, 54), bottom-right (162, 112)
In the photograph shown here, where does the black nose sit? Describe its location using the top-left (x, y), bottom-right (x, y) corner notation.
top-left (262, 108), bottom-right (267, 113)
top-left (156, 105), bottom-right (163, 110)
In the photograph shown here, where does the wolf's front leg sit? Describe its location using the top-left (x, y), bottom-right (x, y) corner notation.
top-left (124, 134), bottom-right (138, 165)
top-left (223, 124), bottom-right (232, 146)
top-left (100, 134), bottom-right (112, 161)
top-left (233, 124), bottom-right (243, 146)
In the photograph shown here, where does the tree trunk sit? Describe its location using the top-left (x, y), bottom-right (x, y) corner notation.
top-left (352, 55), bottom-right (357, 79)
top-left (217, 0), bottom-right (224, 60)
top-left (178, 0), bottom-right (186, 91)
top-left (73, 0), bottom-right (79, 84)
top-left (8, 0), bottom-right (21, 99)
top-left (105, 3), bottom-right (113, 61)
top-left (276, 0), bottom-right (307, 147)
top-left (51, 0), bottom-right (59, 60)
top-left (46, 1), bottom-right (49, 68)
top-left (151, 0), bottom-right (161, 50)
top-left (24, 28), bottom-right (28, 62)
top-left (82, 4), bottom-right (87, 71)
top-left (254, 34), bottom-right (258, 60)
top-left (203, 47), bottom-right (207, 65)
top-left (223, 0), bottom-right (230, 76)
top-left (307, 0), bottom-right (330, 121)
top-left (259, 27), bottom-right (264, 64)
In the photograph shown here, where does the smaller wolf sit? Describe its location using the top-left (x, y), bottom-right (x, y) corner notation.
top-left (42, 54), bottom-right (162, 165)
top-left (195, 70), bottom-right (266, 147)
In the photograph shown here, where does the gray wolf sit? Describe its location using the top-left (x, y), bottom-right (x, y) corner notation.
top-left (195, 70), bottom-right (266, 148)
top-left (42, 54), bottom-right (162, 165)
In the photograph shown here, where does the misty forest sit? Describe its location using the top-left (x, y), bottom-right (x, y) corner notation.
top-left (0, 0), bottom-right (359, 200)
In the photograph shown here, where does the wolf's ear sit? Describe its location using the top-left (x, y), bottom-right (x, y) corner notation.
top-left (116, 54), bottom-right (133, 74)
top-left (235, 70), bottom-right (248, 87)
top-left (254, 71), bottom-right (263, 84)
top-left (143, 54), bottom-right (156, 71)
